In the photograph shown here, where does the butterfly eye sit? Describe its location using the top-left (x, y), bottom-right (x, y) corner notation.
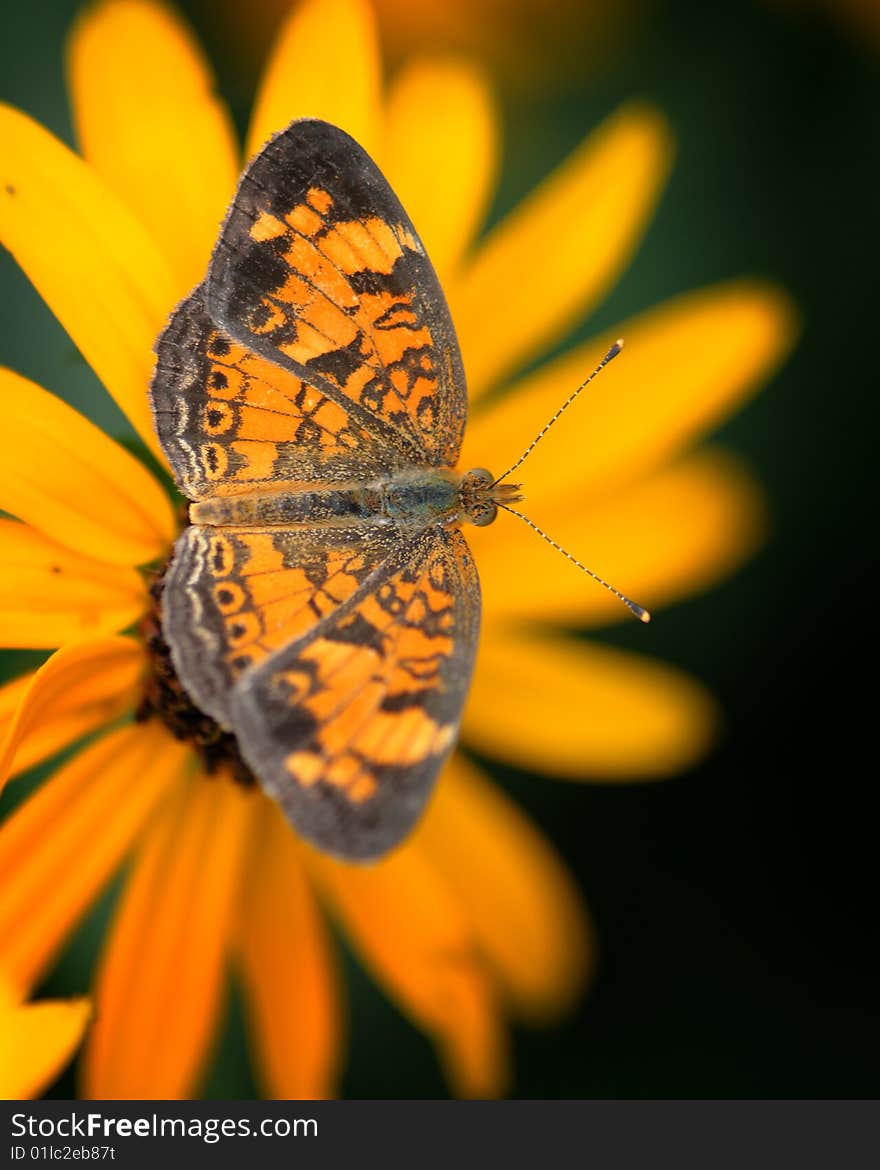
top-left (468, 467), bottom-right (494, 487)
top-left (468, 501), bottom-right (498, 527)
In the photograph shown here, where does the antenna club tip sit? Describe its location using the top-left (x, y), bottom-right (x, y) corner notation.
top-left (615, 336), bottom-right (625, 350)
top-left (637, 607), bottom-right (652, 624)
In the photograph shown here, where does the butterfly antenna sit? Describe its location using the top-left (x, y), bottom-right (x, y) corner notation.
top-left (498, 502), bottom-right (652, 623)
top-left (491, 338), bottom-right (625, 488)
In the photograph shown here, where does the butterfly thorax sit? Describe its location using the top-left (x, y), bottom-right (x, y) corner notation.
top-left (188, 468), bottom-right (522, 533)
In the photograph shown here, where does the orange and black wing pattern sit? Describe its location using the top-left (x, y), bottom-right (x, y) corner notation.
top-left (229, 527), bottom-right (479, 860)
top-left (150, 283), bottom-right (395, 500)
top-left (207, 119), bottom-right (467, 470)
top-left (161, 521), bottom-right (400, 731)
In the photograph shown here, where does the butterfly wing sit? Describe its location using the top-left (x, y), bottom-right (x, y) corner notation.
top-left (150, 283), bottom-right (400, 500)
top-left (207, 118), bottom-right (467, 470)
top-left (229, 526), bottom-right (480, 860)
top-left (161, 521), bottom-right (401, 730)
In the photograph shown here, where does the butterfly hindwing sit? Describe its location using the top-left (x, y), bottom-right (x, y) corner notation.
top-left (207, 118), bottom-right (468, 469)
top-left (150, 284), bottom-right (395, 500)
top-left (161, 521), bottom-right (402, 730)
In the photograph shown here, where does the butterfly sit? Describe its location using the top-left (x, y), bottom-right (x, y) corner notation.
top-left (149, 118), bottom-right (523, 862)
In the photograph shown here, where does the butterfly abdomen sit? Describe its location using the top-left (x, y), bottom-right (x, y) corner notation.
top-left (189, 469), bottom-right (463, 531)
top-left (191, 485), bottom-right (384, 527)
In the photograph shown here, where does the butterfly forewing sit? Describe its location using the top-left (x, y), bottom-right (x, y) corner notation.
top-left (230, 527), bottom-right (480, 861)
top-left (207, 118), bottom-right (467, 470)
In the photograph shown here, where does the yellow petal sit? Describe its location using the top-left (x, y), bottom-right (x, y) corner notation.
top-left (464, 282), bottom-right (798, 503)
top-left (463, 630), bottom-right (719, 780)
top-left (0, 520), bottom-right (148, 648)
top-left (0, 372), bottom-right (175, 565)
top-left (0, 636), bottom-right (143, 794)
top-left (384, 58), bottom-right (497, 281)
top-left (0, 981), bottom-right (91, 1099)
top-left (68, 0), bottom-right (239, 293)
top-left (450, 103), bottom-right (673, 397)
top-left (0, 721), bottom-right (186, 994)
top-left (83, 775), bottom-right (255, 1099)
top-left (308, 842), bottom-right (508, 1098)
top-left (472, 448), bottom-right (766, 628)
top-left (247, 0), bottom-right (381, 160)
top-left (0, 104), bottom-right (178, 457)
top-left (420, 754), bottom-right (593, 1021)
top-left (235, 799), bottom-right (340, 1099)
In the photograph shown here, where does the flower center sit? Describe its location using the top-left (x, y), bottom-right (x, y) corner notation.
top-left (137, 568), bottom-right (256, 788)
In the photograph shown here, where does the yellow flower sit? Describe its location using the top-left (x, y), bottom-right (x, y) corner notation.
top-left (0, 975), bottom-right (90, 1099)
top-left (0, 0), bottom-right (794, 1098)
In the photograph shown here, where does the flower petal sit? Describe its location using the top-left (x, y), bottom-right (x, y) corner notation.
top-left (464, 282), bottom-right (797, 502)
top-left (0, 372), bottom-right (175, 565)
top-left (235, 800), bottom-right (340, 1099)
top-left (246, 0), bottom-right (381, 160)
top-left (0, 104), bottom-right (178, 456)
top-left (451, 103), bottom-right (673, 397)
top-left (0, 520), bottom-right (148, 648)
top-left (463, 630), bottom-right (719, 780)
top-left (420, 754), bottom-right (593, 1021)
top-left (472, 448), bottom-right (766, 628)
top-left (0, 981), bottom-right (91, 1099)
top-left (384, 58), bottom-right (497, 282)
top-left (0, 636), bottom-right (143, 794)
top-left (0, 721), bottom-right (185, 994)
top-left (83, 774), bottom-right (255, 1099)
top-left (309, 843), bottom-right (508, 1097)
top-left (68, 0), bottom-right (239, 293)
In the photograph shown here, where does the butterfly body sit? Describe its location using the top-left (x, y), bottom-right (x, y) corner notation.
top-left (149, 118), bottom-right (519, 861)
top-left (188, 467), bottom-right (463, 532)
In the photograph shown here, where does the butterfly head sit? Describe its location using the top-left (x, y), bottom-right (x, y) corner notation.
top-left (458, 467), bottom-right (524, 528)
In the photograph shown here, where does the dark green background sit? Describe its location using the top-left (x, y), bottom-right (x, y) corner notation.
top-left (1, 0), bottom-right (876, 1097)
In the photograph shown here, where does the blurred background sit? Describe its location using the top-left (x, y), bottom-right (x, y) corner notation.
top-left (1, 0), bottom-right (877, 1096)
